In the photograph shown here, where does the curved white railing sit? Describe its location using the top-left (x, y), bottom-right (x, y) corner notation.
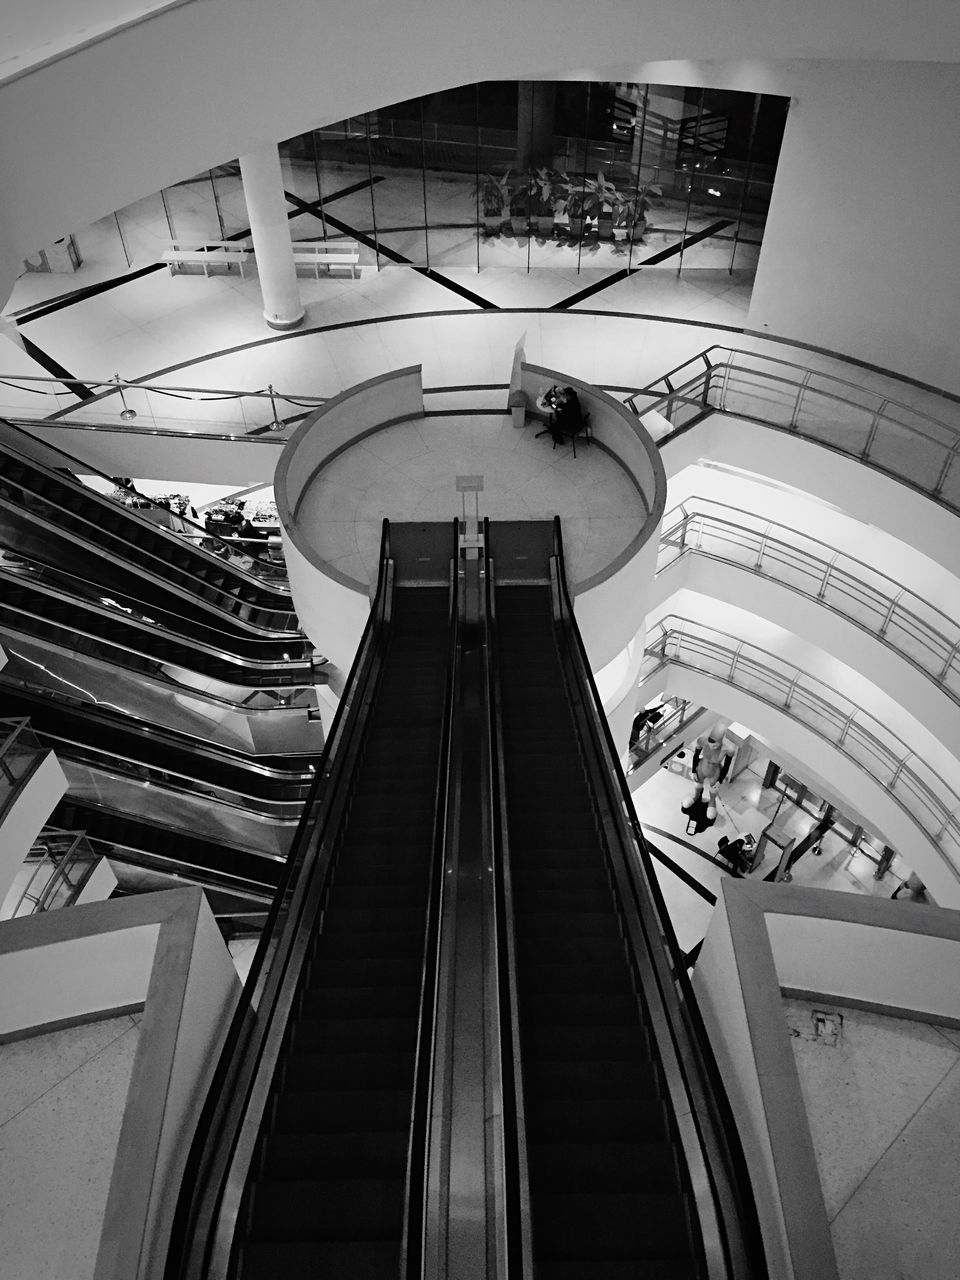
top-left (658, 497), bottom-right (960, 701)
top-left (643, 616), bottom-right (960, 879)
top-left (628, 346), bottom-right (960, 513)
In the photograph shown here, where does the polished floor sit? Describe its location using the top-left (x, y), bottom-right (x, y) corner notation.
top-left (298, 413), bottom-right (641, 587)
top-left (633, 755), bottom-right (907, 957)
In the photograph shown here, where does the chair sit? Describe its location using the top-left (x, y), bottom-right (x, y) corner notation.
top-left (550, 411), bottom-right (592, 458)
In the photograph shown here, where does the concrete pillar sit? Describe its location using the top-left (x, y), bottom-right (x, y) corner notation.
top-left (238, 144), bottom-right (304, 331)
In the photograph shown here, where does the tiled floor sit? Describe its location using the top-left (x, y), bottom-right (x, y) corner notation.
top-left (633, 756), bottom-right (907, 957)
top-left (297, 413), bottom-right (641, 587)
top-left (784, 997), bottom-right (960, 1280)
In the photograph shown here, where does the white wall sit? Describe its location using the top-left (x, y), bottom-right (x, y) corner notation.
top-left (0, 749), bottom-right (68, 908)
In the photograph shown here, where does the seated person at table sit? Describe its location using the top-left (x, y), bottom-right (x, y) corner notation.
top-left (550, 387), bottom-right (583, 443)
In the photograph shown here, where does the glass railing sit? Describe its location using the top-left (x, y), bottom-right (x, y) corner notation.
top-left (626, 346), bottom-right (960, 514)
top-left (659, 497), bottom-right (960, 701)
top-left (643, 616), bottom-right (960, 879)
top-left (626, 697), bottom-right (706, 771)
top-left (3, 828), bottom-right (97, 918)
top-left (0, 717), bottom-right (46, 819)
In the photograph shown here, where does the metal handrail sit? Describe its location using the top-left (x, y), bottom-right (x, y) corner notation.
top-left (628, 347), bottom-right (960, 510)
top-left (549, 519), bottom-right (766, 1277)
top-left (659, 498), bottom-right (960, 699)
top-left (163, 519), bottom-right (396, 1280)
top-left (404, 519), bottom-right (462, 1279)
top-left (644, 617), bottom-right (960, 880)
top-left (482, 518), bottom-right (534, 1279)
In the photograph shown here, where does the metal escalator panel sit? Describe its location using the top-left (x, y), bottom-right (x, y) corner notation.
top-left (0, 426), bottom-right (296, 635)
top-left (163, 520), bottom-right (459, 1280)
top-left (489, 520), bottom-right (766, 1279)
top-left (0, 687), bottom-right (314, 818)
top-left (0, 568), bottom-right (314, 689)
top-left (49, 798), bottom-right (281, 900)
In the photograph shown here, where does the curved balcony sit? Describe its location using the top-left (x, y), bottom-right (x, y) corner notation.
top-left (641, 616), bottom-right (960, 901)
top-left (629, 345), bottom-right (960, 516)
top-left (657, 497), bottom-right (960, 702)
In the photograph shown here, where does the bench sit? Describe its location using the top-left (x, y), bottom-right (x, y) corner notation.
top-left (161, 240), bottom-right (252, 278)
top-left (291, 241), bottom-right (361, 279)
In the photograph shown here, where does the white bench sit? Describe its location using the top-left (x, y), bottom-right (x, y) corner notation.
top-left (291, 241), bottom-right (361, 279)
top-left (161, 240), bottom-right (252, 278)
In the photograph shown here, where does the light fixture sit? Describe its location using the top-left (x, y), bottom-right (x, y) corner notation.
top-left (114, 373), bottom-right (137, 421)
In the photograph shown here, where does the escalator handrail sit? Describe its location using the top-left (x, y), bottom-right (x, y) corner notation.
top-left (163, 519), bottom-right (396, 1280)
top-left (0, 416), bottom-right (292, 598)
top-left (548, 516), bottom-right (767, 1279)
top-left (481, 519), bottom-right (534, 1280)
top-left (0, 579), bottom-right (313, 678)
top-left (402, 517), bottom-right (462, 1280)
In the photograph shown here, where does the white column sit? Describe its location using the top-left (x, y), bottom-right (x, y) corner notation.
top-left (238, 144), bottom-right (304, 331)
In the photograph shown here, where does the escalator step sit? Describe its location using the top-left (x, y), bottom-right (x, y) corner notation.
top-left (304, 960), bottom-right (422, 991)
top-left (517, 912), bottom-right (622, 941)
top-left (283, 1049), bottom-right (415, 1091)
top-left (529, 1141), bottom-right (678, 1191)
top-left (312, 930), bottom-right (424, 960)
top-left (534, 1258), bottom-right (698, 1280)
top-left (272, 1088), bottom-right (412, 1134)
top-left (523, 990), bottom-right (640, 1023)
top-left (525, 1096), bottom-right (670, 1143)
top-left (246, 1177), bottom-right (403, 1241)
top-left (531, 1191), bottom-right (691, 1260)
top-left (524, 1024), bottom-right (649, 1061)
top-left (522, 1058), bottom-right (659, 1099)
top-left (292, 1016), bottom-right (417, 1053)
top-left (300, 986), bottom-right (421, 1021)
top-left (258, 1130), bottom-right (409, 1181)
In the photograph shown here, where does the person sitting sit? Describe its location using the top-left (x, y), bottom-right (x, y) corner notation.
top-left (550, 387), bottom-right (583, 444)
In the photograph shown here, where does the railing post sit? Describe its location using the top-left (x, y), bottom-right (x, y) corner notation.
top-left (784, 671), bottom-right (801, 708)
top-left (878, 591), bottom-right (901, 639)
top-left (789, 371), bottom-right (812, 430)
top-left (932, 445), bottom-right (958, 499)
top-left (936, 637), bottom-right (960, 684)
top-left (816, 554), bottom-right (838, 601)
top-left (728, 641), bottom-right (743, 682)
top-left (889, 753), bottom-right (911, 790)
top-left (860, 400), bottom-right (888, 460)
top-left (755, 529), bottom-right (769, 573)
top-left (837, 709), bottom-right (857, 748)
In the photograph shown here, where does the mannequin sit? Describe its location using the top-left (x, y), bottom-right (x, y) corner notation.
top-left (681, 723), bottom-right (733, 823)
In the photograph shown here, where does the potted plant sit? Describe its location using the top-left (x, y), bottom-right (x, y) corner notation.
top-left (530, 168), bottom-right (560, 237)
top-left (584, 171), bottom-right (624, 240)
top-left (509, 173), bottom-right (534, 237)
top-left (557, 176), bottom-right (597, 239)
top-left (617, 180), bottom-right (662, 242)
top-left (478, 171), bottom-right (512, 234)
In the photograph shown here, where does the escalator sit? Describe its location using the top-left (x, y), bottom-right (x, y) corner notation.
top-left (1, 687), bottom-right (314, 820)
top-left (495, 582), bottom-right (701, 1276)
top-left (0, 423), bottom-right (297, 634)
top-left (49, 797), bottom-right (282, 900)
top-left (0, 566), bottom-right (315, 691)
top-left (162, 519), bottom-right (763, 1280)
top-left (164, 522), bottom-right (457, 1280)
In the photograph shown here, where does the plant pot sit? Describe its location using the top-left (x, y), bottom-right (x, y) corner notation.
top-left (566, 217), bottom-right (585, 239)
top-left (598, 214), bottom-right (614, 240)
top-left (626, 218), bottom-right (648, 243)
top-left (534, 216), bottom-right (555, 237)
top-left (510, 215), bottom-right (530, 237)
top-left (483, 214), bottom-right (503, 235)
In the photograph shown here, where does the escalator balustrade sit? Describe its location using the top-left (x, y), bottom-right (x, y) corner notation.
top-left (0, 571), bottom-right (313, 690)
top-left (235, 585), bottom-right (449, 1279)
top-left (0, 440), bottom-right (296, 633)
top-left (50, 798), bottom-right (281, 900)
top-left (496, 584), bottom-right (703, 1279)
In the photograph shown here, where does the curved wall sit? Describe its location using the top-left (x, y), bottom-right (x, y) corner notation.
top-left (275, 366), bottom-right (423, 678)
top-left (520, 362), bottom-right (667, 671)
